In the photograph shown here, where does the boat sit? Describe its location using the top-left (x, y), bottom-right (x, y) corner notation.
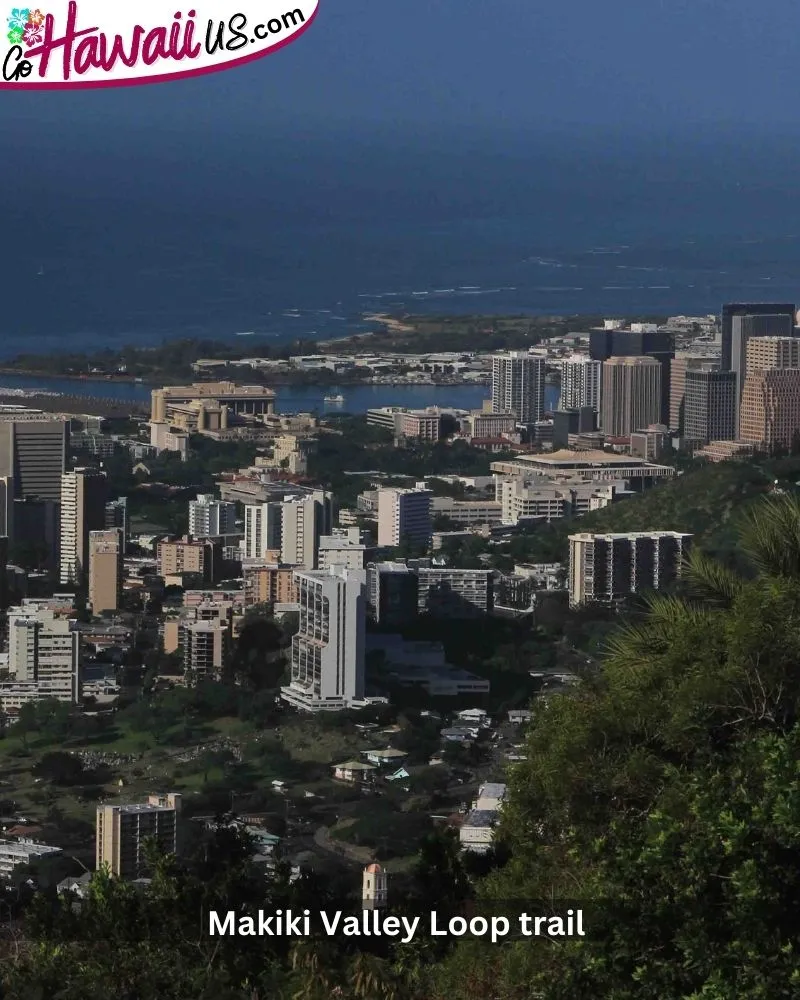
top-left (324, 394), bottom-right (345, 404)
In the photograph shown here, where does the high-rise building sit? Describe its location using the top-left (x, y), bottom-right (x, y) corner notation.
top-left (491, 352), bottom-right (546, 423)
top-left (96, 793), bottom-right (181, 878)
top-left (12, 497), bottom-right (60, 570)
top-left (188, 494), bottom-right (237, 538)
top-left (744, 335), bottom-right (800, 374)
top-left (243, 563), bottom-right (299, 606)
top-left (280, 566), bottom-right (367, 712)
top-left (4, 603), bottom-right (81, 703)
top-left (683, 370), bottom-right (737, 444)
top-left (721, 303), bottom-right (796, 371)
top-left (559, 356), bottom-right (602, 412)
top-left (669, 355), bottom-right (719, 432)
top-left (59, 468), bottom-right (108, 586)
top-left (600, 357), bottom-right (662, 437)
top-left (88, 529), bottom-right (123, 614)
top-left (739, 369), bottom-right (800, 452)
top-left (104, 497), bottom-right (128, 545)
top-left (366, 561), bottom-right (419, 627)
top-left (552, 407), bottom-right (596, 449)
top-left (157, 538), bottom-right (217, 582)
top-left (0, 415), bottom-right (69, 502)
top-left (376, 488), bottom-right (432, 549)
top-left (280, 491), bottom-right (333, 568)
top-left (179, 619), bottom-right (230, 679)
top-left (589, 327), bottom-right (674, 423)
top-left (416, 568), bottom-right (493, 618)
top-left (721, 304), bottom-right (796, 426)
top-left (243, 502), bottom-right (283, 560)
top-left (568, 531), bottom-right (692, 607)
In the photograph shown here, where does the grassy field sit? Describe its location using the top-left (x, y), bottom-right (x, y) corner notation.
top-left (2, 708), bottom-right (454, 873)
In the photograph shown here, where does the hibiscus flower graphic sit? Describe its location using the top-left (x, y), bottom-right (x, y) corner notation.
top-left (6, 25), bottom-right (23, 43)
top-left (22, 20), bottom-right (41, 44)
top-left (7, 8), bottom-right (30, 31)
top-left (27, 7), bottom-right (44, 25)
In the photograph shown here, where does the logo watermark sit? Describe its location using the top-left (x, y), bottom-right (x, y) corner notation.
top-left (1, 0), bottom-right (318, 89)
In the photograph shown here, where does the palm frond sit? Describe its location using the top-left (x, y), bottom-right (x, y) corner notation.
top-left (681, 548), bottom-right (744, 608)
top-left (739, 494), bottom-right (800, 578)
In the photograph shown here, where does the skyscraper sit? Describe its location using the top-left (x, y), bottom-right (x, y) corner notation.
top-left (188, 494), bottom-right (237, 538)
top-left (683, 370), bottom-right (736, 444)
top-left (376, 488), bottom-right (432, 549)
top-left (0, 415), bottom-right (68, 502)
top-left (280, 566), bottom-right (367, 712)
top-left (721, 303), bottom-right (796, 370)
top-left (600, 357), bottom-right (662, 437)
top-left (739, 369), bottom-right (800, 452)
top-left (88, 529), bottom-right (123, 614)
top-left (745, 335), bottom-right (800, 374)
top-left (669, 354), bottom-right (720, 433)
top-left (491, 352), bottom-right (545, 423)
top-left (559, 356), bottom-right (602, 412)
top-left (589, 327), bottom-right (674, 423)
top-left (721, 303), bottom-right (796, 428)
top-left (60, 468), bottom-right (108, 586)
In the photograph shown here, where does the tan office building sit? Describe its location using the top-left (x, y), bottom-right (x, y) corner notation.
top-left (744, 336), bottom-right (800, 375)
top-left (88, 529), bottom-right (123, 614)
top-left (601, 357), bottom-right (662, 437)
top-left (96, 793), bottom-right (181, 878)
top-left (739, 369), bottom-right (800, 451)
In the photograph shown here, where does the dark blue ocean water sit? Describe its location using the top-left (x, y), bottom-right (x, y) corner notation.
top-left (5, 127), bottom-right (800, 359)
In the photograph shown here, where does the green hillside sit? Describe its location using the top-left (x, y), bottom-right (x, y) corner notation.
top-left (503, 454), bottom-right (800, 567)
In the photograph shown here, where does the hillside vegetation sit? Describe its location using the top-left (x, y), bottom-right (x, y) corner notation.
top-left (506, 454), bottom-right (800, 567)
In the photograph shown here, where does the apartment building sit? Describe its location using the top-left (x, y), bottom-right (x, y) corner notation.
top-left (280, 566), bottom-right (367, 712)
top-left (243, 563), bottom-right (299, 606)
top-left (59, 468), bottom-right (108, 586)
top-left (96, 793), bottom-right (181, 878)
top-left (376, 488), bottom-right (432, 549)
top-left (417, 568), bottom-right (493, 618)
top-left (491, 352), bottom-right (546, 423)
top-left (0, 603), bottom-right (81, 710)
top-left (188, 494), bottom-right (237, 538)
top-left (559, 356), bottom-right (602, 412)
top-left (568, 531), bottom-right (692, 607)
top-left (280, 491), bottom-right (333, 568)
top-left (88, 529), bottom-right (123, 614)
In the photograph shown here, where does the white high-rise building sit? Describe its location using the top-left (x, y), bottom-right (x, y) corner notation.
top-left (376, 488), bottom-right (432, 549)
top-left (188, 494), bottom-right (237, 538)
top-left (59, 468), bottom-right (108, 586)
top-left (242, 502), bottom-right (283, 560)
top-left (1, 604), bottom-right (81, 707)
top-left (280, 566), bottom-right (366, 712)
top-left (280, 491), bottom-right (333, 568)
top-left (559, 356), bottom-right (602, 412)
top-left (491, 352), bottom-right (546, 423)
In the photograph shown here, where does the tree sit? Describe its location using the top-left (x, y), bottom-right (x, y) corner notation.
top-left (428, 494), bottom-right (800, 1000)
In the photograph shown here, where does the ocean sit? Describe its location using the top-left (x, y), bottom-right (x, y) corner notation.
top-left (5, 127), bottom-right (800, 359)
